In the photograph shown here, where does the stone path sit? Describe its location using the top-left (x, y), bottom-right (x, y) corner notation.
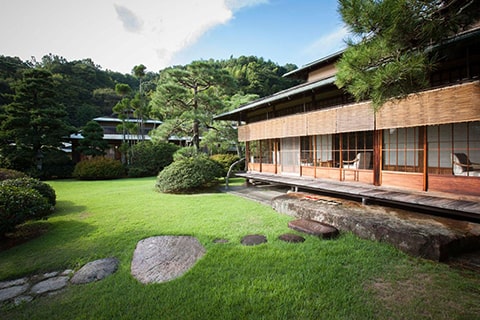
top-left (0, 257), bottom-right (118, 307)
top-left (1, 233), bottom-right (307, 308)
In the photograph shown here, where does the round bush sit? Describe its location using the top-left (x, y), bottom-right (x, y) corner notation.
top-left (0, 185), bottom-right (51, 235)
top-left (210, 154), bottom-right (241, 176)
top-left (0, 168), bottom-right (27, 181)
top-left (1, 177), bottom-right (56, 206)
top-left (128, 141), bottom-right (179, 177)
top-left (156, 156), bottom-right (223, 193)
top-left (73, 157), bottom-right (125, 180)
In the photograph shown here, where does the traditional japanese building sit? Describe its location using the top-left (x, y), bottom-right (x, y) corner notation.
top-left (215, 27), bottom-right (480, 215)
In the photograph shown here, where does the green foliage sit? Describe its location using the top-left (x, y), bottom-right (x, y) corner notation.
top-left (151, 60), bottom-right (236, 150)
top-left (210, 154), bottom-right (241, 176)
top-left (0, 168), bottom-right (27, 181)
top-left (0, 68), bottom-right (73, 175)
top-left (156, 155), bottom-right (223, 193)
top-left (1, 177), bottom-right (56, 206)
top-left (77, 120), bottom-right (109, 157)
top-left (336, 0), bottom-right (480, 110)
top-left (73, 157), bottom-right (125, 180)
top-left (41, 149), bottom-right (74, 179)
top-left (172, 146), bottom-right (200, 162)
top-left (128, 141), bottom-right (179, 177)
top-left (0, 185), bottom-right (51, 235)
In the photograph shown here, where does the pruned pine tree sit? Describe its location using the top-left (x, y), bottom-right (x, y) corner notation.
top-left (151, 61), bottom-right (235, 150)
top-left (335, 0), bottom-right (480, 110)
top-left (77, 120), bottom-right (109, 157)
top-left (0, 68), bottom-right (71, 174)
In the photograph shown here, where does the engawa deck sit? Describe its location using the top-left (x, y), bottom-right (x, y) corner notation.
top-left (236, 172), bottom-right (480, 220)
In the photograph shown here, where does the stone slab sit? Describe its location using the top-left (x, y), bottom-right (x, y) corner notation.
top-left (273, 192), bottom-right (480, 261)
top-left (30, 276), bottom-right (69, 295)
top-left (131, 236), bottom-right (206, 284)
top-left (288, 219), bottom-right (339, 239)
top-left (241, 234), bottom-right (267, 246)
top-left (70, 257), bottom-right (119, 285)
top-left (278, 233), bottom-right (306, 243)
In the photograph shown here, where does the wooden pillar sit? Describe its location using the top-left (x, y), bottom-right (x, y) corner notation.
top-left (373, 129), bottom-right (382, 186)
top-left (421, 126), bottom-right (428, 191)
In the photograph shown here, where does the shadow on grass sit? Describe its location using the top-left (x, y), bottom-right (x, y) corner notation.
top-left (52, 200), bottom-right (88, 217)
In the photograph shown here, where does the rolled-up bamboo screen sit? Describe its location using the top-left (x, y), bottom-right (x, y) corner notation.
top-left (238, 81), bottom-right (480, 141)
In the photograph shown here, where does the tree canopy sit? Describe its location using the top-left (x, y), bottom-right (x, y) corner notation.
top-left (335, 0), bottom-right (480, 110)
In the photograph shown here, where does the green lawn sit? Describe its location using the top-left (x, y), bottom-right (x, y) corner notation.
top-left (1, 177), bottom-right (479, 319)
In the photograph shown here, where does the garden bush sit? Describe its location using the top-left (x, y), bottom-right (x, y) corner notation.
top-left (0, 185), bottom-right (52, 235)
top-left (1, 177), bottom-right (56, 206)
top-left (128, 141), bottom-right (179, 177)
top-left (0, 168), bottom-right (27, 181)
top-left (156, 155), bottom-right (223, 193)
top-left (210, 154), bottom-right (242, 176)
top-left (73, 157), bottom-right (125, 180)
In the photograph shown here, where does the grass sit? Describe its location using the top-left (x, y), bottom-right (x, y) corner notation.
top-left (1, 177), bottom-right (479, 319)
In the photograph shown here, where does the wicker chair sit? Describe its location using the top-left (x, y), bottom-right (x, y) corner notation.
top-left (451, 153), bottom-right (480, 176)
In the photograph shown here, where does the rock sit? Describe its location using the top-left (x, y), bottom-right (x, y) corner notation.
top-left (278, 233), bottom-right (306, 243)
top-left (272, 192), bottom-right (480, 261)
top-left (131, 236), bottom-right (206, 284)
top-left (0, 278), bottom-right (27, 290)
top-left (30, 276), bottom-right (69, 295)
top-left (0, 284), bottom-right (29, 302)
top-left (241, 234), bottom-right (267, 246)
top-left (288, 219), bottom-right (339, 239)
top-left (70, 257), bottom-right (119, 285)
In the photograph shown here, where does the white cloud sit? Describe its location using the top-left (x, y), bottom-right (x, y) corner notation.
top-left (303, 25), bottom-right (349, 60)
top-left (0, 0), bottom-right (268, 73)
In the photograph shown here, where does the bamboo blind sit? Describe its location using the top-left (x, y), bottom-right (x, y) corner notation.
top-left (238, 81), bottom-right (480, 142)
top-left (376, 81), bottom-right (480, 129)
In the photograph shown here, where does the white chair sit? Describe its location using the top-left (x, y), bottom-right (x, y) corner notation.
top-left (342, 152), bottom-right (372, 181)
top-left (343, 152), bottom-right (372, 170)
top-left (452, 153), bottom-right (480, 177)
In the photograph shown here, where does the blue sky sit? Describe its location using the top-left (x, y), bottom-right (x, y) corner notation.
top-left (0, 0), bottom-right (347, 74)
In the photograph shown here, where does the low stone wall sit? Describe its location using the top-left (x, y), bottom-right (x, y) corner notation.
top-left (272, 192), bottom-right (480, 261)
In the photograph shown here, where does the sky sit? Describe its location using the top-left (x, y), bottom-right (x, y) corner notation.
top-left (0, 0), bottom-right (348, 74)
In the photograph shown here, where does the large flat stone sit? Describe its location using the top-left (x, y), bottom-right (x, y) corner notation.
top-left (131, 236), bottom-right (206, 284)
top-left (272, 192), bottom-right (480, 261)
top-left (70, 257), bottom-right (119, 285)
top-left (30, 276), bottom-right (69, 295)
top-left (288, 219), bottom-right (339, 239)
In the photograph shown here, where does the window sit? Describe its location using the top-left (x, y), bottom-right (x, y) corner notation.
top-left (383, 127), bottom-right (422, 172)
top-left (428, 121), bottom-right (480, 176)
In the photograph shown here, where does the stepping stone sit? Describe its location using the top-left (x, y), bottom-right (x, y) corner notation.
top-left (70, 257), bottom-right (119, 285)
top-left (241, 234), bottom-right (267, 246)
top-left (131, 236), bottom-right (206, 284)
top-left (288, 219), bottom-right (339, 239)
top-left (278, 233), bottom-right (305, 243)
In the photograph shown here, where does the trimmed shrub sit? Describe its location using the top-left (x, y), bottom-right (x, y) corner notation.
top-left (0, 185), bottom-right (51, 235)
top-left (128, 141), bottom-right (179, 177)
top-left (73, 157), bottom-right (125, 180)
top-left (1, 177), bottom-right (56, 206)
top-left (0, 168), bottom-right (27, 181)
top-left (210, 154), bottom-right (241, 176)
top-left (156, 156), bottom-right (223, 193)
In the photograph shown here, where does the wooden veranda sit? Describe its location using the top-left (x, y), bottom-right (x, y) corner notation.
top-left (236, 172), bottom-right (480, 220)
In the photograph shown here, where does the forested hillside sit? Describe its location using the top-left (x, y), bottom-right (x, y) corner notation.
top-left (0, 53), bottom-right (300, 176)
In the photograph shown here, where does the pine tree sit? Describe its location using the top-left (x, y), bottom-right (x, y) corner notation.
top-left (77, 120), bottom-right (109, 157)
top-left (0, 68), bottom-right (72, 174)
top-left (335, 0), bottom-right (480, 110)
